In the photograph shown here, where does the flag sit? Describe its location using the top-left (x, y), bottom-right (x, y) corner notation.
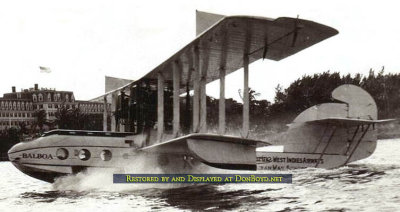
top-left (39, 66), bottom-right (51, 73)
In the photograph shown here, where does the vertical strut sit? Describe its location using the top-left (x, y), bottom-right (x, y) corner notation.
top-left (242, 54), bottom-right (250, 138)
top-left (199, 49), bottom-right (208, 133)
top-left (192, 47), bottom-right (200, 133)
top-left (173, 60), bottom-right (181, 137)
top-left (118, 90), bottom-right (124, 132)
top-left (103, 95), bottom-right (107, 131)
top-left (199, 73), bottom-right (207, 133)
top-left (157, 72), bottom-right (165, 142)
top-left (219, 67), bottom-right (226, 135)
top-left (111, 92), bottom-right (117, 132)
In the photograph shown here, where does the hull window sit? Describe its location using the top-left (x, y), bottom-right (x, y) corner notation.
top-left (56, 148), bottom-right (69, 160)
top-left (100, 150), bottom-right (112, 161)
top-left (78, 149), bottom-right (91, 161)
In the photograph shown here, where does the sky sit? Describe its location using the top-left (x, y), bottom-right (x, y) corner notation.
top-left (0, 0), bottom-right (399, 102)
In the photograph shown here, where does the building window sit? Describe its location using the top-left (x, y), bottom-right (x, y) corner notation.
top-left (48, 93), bottom-right (52, 102)
top-left (71, 94), bottom-right (75, 102)
top-left (38, 93), bottom-right (43, 102)
top-left (33, 94), bottom-right (37, 102)
top-left (65, 94), bottom-right (69, 102)
top-left (13, 102), bottom-right (16, 110)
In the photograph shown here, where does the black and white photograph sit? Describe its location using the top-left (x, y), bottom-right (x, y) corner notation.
top-left (1, 0), bottom-right (399, 211)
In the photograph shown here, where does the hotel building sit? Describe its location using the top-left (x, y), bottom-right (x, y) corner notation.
top-left (0, 84), bottom-right (108, 130)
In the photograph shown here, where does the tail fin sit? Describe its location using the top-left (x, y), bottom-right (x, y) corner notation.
top-left (283, 84), bottom-right (379, 164)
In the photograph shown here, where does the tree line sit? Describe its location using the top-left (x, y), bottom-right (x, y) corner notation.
top-left (203, 67), bottom-right (400, 139)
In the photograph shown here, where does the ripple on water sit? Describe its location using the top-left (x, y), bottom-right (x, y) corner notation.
top-left (20, 191), bottom-right (88, 203)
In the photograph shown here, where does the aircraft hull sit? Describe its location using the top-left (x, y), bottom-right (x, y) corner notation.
top-left (8, 131), bottom-right (366, 183)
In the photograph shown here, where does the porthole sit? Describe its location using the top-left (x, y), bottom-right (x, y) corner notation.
top-left (78, 149), bottom-right (91, 161)
top-left (56, 148), bottom-right (69, 160)
top-left (100, 150), bottom-right (112, 161)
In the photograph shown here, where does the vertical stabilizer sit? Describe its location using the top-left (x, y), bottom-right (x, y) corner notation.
top-left (105, 76), bottom-right (134, 93)
top-left (196, 10), bottom-right (225, 36)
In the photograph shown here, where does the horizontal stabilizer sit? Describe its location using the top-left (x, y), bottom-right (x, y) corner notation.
top-left (305, 117), bottom-right (396, 126)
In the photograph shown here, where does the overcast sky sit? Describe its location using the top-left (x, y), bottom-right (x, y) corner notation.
top-left (0, 0), bottom-right (399, 102)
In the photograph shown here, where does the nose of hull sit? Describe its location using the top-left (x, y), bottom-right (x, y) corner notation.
top-left (10, 160), bottom-right (62, 183)
top-left (8, 142), bottom-right (65, 183)
top-left (8, 142), bottom-right (24, 162)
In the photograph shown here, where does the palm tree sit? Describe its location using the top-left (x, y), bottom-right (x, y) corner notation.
top-left (55, 106), bottom-right (86, 130)
top-left (33, 109), bottom-right (47, 132)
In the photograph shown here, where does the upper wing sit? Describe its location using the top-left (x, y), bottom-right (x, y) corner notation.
top-left (141, 16), bottom-right (338, 90)
top-left (93, 15), bottom-right (338, 98)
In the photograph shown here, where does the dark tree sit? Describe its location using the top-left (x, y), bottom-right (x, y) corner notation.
top-left (33, 109), bottom-right (47, 132)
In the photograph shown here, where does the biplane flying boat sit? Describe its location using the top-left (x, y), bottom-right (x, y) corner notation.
top-left (8, 11), bottom-right (393, 182)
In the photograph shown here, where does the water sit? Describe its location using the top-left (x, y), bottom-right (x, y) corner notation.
top-left (1, 139), bottom-right (400, 211)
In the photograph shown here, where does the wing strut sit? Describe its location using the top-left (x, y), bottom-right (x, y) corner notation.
top-left (218, 26), bottom-right (228, 135)
top-left (111, 92), bottom-right (118, 131)
top-left (242, 54), bottom-right (250, 138)
top-left (157, 72), bottom-right (165, 141)
top-left (219, 67), bottom-right (226, 135)
top-left (173, 60), bottom-right (181, 137)
top-left (291, 15), bottom-right (302, 47)
top-left (103, 95), bottom-right (108, 131)
top-left (192, 47), bottom-right (200, 133)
